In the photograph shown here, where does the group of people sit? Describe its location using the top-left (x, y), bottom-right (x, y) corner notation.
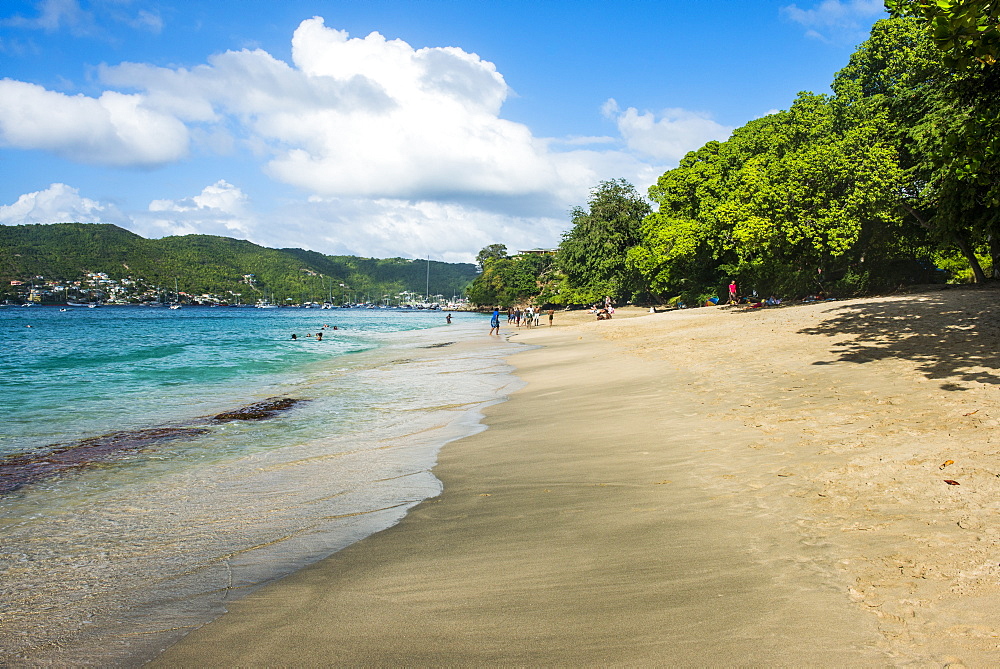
top-left (291, 323), bottom-right (338, 340)
top-left (728, 281), bottom-right (784, 309)
top-left (490, 306), bottom-right (554, 335)
top-left (589, 296), bottom-right (615, 321)
top-left (507, 306), bottom-right (542, 328)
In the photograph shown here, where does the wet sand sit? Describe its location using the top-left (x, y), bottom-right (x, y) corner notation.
top-left (154, 288), bottom-right (1000, 665)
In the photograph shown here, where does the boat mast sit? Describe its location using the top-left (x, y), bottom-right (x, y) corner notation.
top-left (425, 255), bottom-right (430, 303)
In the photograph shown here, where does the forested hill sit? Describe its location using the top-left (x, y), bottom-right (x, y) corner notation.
top-left (0, 223), bottom-right (477, 303)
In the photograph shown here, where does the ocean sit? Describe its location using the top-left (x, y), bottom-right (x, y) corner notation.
top-left (0, 305), bottom-right (519, 665)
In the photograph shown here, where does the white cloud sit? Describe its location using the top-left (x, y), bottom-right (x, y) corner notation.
top-left (142, 180), bottom-right (254, 238)
top-left (0, 182), bottom-right (567, 263)
top-left (252, 196), bottom-right (567, 264)
top-left (95, 17), bottom-right (661, 211)
top-left (781, 0), bottom-right (885, 42)
top-left (0, 17), bottom-right (741, 260)
top-left (602, 99), bottom-right (733, 162)
top-left (0, 182), bottom-right (128, 225)
top-left (126, 9), bottom-right (162, 34)
top-left (0, 79), bottom-right (189, 166)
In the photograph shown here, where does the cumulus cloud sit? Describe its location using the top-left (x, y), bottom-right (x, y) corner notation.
top-left (0, 16), bottom-right (741, 259)
top-left (602, 99), bottom-right (733, 162)
top-left (0, 182), bottom-right (566, 263)
top-left (781, 0), bottom-right (885, 42)
top-left (0, 79), bottom-right (189, 166)
top-left (0, 182), bottom-right (128, 225)
top-left (95, 17), bottom-right (661, 210)
top-left (141, 180), bottom-right (255, 238)
top-left (249, 196), bottom-right (567, 264)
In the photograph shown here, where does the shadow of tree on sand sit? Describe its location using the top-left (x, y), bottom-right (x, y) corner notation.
top-left (796, 287), bottom-right (1000, 391)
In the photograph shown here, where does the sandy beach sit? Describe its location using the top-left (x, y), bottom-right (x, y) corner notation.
top-left (154, 287), bottom-right (1000, 665)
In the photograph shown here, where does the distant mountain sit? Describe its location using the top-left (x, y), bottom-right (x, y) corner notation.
top-left (0, 223), bottom-right (477, 303)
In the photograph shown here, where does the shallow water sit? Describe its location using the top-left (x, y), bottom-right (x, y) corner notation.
top-left (0, 306), bottom-right (520, 665)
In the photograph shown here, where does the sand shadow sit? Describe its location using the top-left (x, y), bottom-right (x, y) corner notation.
top-left (796, 287), bottom-right (1000, 390)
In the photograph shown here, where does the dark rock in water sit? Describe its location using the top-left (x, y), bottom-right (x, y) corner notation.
top-left (0, 427), bottom-right (209, 495)
top-left (0, 398), bottom-right (305, 494)
top-left (421, 341), bottom-right (455, 348)
top-left (213, 397), bottom-right (304, 422)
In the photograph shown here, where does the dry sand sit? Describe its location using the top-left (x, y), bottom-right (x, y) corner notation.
top-left (154, 287), bottom-right (1000, 666)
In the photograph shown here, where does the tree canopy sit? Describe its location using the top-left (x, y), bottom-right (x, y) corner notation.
top-left (555, 179), bottom-right (652, 305)
top-left (463, 9), bottom-right (1000, 309)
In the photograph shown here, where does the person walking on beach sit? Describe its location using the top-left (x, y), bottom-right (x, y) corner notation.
top-left (728, 280), bottom-right (738, 305)
top-left (489, 307), bottom-right (500, 336)
top-left (548, 309), bottom-right (554, 326)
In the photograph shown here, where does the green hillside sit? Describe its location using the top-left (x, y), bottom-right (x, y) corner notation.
top-left (0, 223), bottom-right (477, 304)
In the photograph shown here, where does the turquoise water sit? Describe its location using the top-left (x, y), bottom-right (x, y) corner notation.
top-left (0, 305), bottom-right (519, 665)
top-left (1, 306), bottom-right (457, 456)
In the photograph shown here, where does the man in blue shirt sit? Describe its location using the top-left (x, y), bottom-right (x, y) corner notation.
top-left (489, 307), bottom-right (500, 335)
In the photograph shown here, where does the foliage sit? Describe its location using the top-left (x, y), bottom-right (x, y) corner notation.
top-left (555, 179), bottom-right (651, 304)
top-left (475, 244), bottom-right (508, 272)
top-left (430, 11), bottom-right (1000, 306)
top-left (631, 87), bottom-right (934, 300)
top-left (467, 248), bottom-right (554, 306)
top-left (886, 0), bottom-right (1000, 67)
top-left (835, 15), bottom-right (1000, 280)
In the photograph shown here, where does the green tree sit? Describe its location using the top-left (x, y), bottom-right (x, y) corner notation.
top-left (467, 252), bottom-right (553, 306)
top-left (556, 179), bottom-right (652, 304)
top-left (835, 15), bottom-right (1000, 280)
top-left (635, 86), bottom-right (930, 300)
top-left (475, 244), bottom-right (508, 271)
top-left (886, 0), bottom-right (1000, 67)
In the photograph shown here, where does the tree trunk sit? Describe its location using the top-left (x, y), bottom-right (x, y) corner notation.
top-left (954, 235), bottom-right (988, 284)
top-left (898, 203), bottom-right (988, 283)
top-left (990, 234), bottom-right (1000, 279)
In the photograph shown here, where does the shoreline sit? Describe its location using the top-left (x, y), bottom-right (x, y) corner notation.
top-left (1, 316), bottom-right (517, 667)
top-left (154, 289), bottom-right (1000, 664)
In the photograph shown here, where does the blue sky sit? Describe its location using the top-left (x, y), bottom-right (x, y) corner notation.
top-left (0, 0), bottom-right (886, 262)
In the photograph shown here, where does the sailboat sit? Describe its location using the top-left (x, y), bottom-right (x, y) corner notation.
top-left (169, 279), bottom-right (182, 309)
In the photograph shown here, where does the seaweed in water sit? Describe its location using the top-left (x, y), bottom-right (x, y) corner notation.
top-left (0, 398), bottom-right (305, 494)
top-left (420, 341), bottom-right (455, 349)
top-left (0, 427), bottom-right (210, 494)
top-left (213, 397), bottom-right (304, 422)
